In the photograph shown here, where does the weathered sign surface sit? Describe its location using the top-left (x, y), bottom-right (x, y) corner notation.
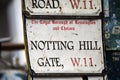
top-left (25, 19), bottom-right (104, 74)
top-left (24, 0), bottom-right (102, 16)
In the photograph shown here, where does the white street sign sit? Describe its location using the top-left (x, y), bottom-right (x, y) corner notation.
top-left (25, 19), bottom-right (104, 74)
top-left (24, 0), bottom-right (102, 16)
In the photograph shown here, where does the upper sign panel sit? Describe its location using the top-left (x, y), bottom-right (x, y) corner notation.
top-left (24, 0), bottom-right (102, 16)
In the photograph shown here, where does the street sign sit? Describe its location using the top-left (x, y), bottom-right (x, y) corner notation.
top-left (24, 19), bottom-right (104, 74)
top-left (24, 0), bottom-right (102, 16)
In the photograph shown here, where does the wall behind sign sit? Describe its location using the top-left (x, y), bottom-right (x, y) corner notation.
top-left (104, 0), bottom-right (120, 50)
top-left (1, 0), bottom-right (26, 66)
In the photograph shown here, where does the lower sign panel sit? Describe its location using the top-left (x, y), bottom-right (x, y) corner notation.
top-left (25, 19), bottom-right (104, 74)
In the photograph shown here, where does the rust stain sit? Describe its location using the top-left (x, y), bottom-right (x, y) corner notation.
top-left (95, 9), bottom-right (101, 14)
top-left (30, 31), bottom-right (32, 33)
top-left (47, 69), bottom-right (50, 71)
top-left (59, 7), bottom-right (62, 12)
top-left (46, 11), bottom-right (49, 13)
top-left (59, 7), bottom-right (64, 14)
top-left (72, 33), bottom-right (78, 36)
top-left (50, 35), bottom-right (53, 41)
top-left (27, 7), bottom-right (33, 13)
top-left (99, 47), bottom-right (101, 50)
top-left (65, 3), bottom-right (67, 5)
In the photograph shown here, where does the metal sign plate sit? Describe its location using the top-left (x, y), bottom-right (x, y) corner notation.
top-left (24, 0), bottom-right (102, 16)
top-left (25, 19), bottom-right (104, 74)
